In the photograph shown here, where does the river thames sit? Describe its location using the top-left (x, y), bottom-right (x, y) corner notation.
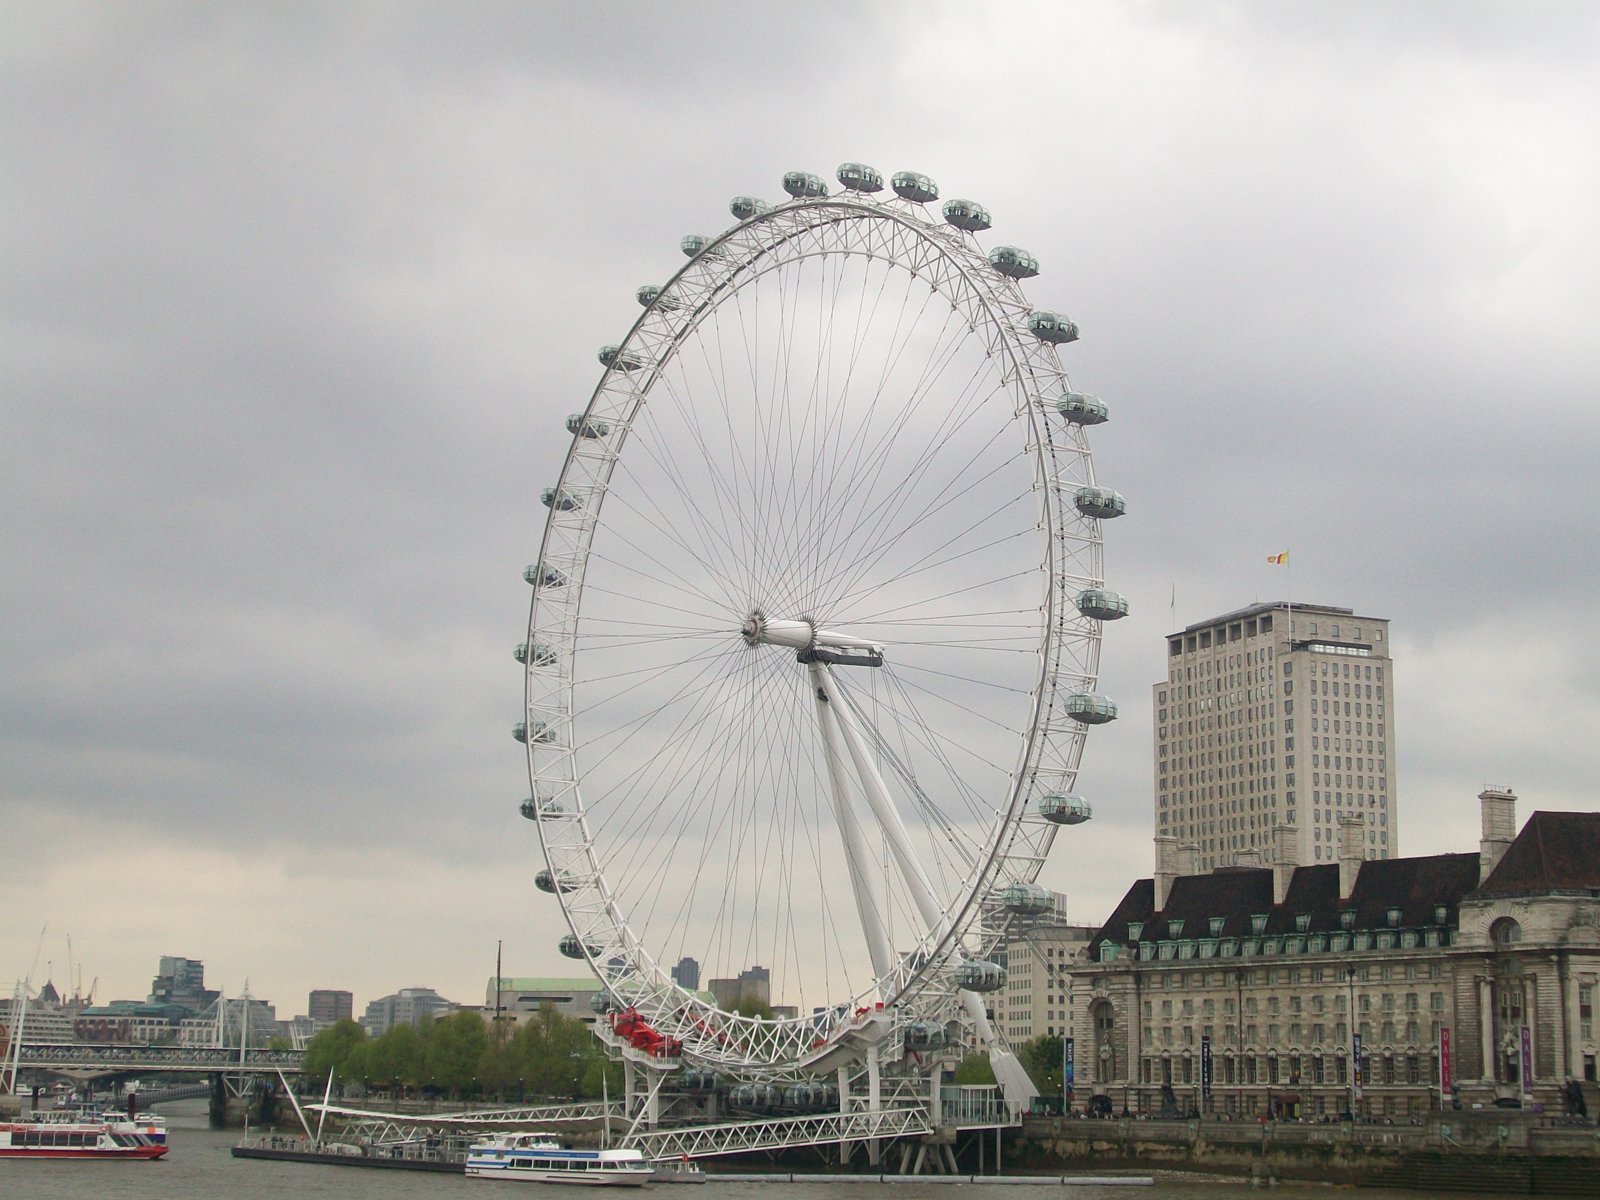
top-left (3, 1101), bottom-right (1524, 1200)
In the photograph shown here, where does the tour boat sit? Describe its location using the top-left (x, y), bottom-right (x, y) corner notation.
top-left (466, 1132), bottom-right (652, 1186)
top-left (0, 1110), bottom-right (168, 1160)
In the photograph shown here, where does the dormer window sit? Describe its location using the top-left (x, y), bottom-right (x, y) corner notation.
top-left (1340, 910), bottom-right (1356, 931)
top-left (1433, 905), bottom-right (1448, 926)
top-left (1127, 921), bottom-right (1144, 941)
top-left (1209, 917), bottom-right (1226, 937)
top-left (1294, 913), bottom-right (1311, 933)
top-left (1251, 914), bottom-right (1268, 935)
top-left (1169, 919), bottom-right (1185, 938)
top-left (1386, 907), bottom-right (1402, 928)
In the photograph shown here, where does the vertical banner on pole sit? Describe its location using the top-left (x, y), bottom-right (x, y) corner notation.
top-left (1439, 1027), bottom-right (1452, 1100)
top-left (1520, 1025), bottom-right (1533, 1096)
top-left (1063, 1035), bottom-right (1075, 1108)
top-left (1201, 1035), bottom-right (1213, 1098)
top-left (1352, 1034), bottom-right (1363, 1101)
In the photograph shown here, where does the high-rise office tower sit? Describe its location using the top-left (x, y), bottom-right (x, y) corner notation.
top-left (1154, 601), bottom-right (1396, 871)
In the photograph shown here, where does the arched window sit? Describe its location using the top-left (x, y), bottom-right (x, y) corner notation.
top-left (1490, 917), bottom-right (1522, 948)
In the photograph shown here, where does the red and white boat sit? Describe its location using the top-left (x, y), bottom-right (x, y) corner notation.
top-left (0, 1110), bottom-right (167, 1160)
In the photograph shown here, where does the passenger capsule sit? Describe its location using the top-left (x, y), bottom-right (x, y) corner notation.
top-left (1065, 692), bottom-right (1118, 725)
top-left (681, 234), bottom-right (714, 258)
top-left (559, 933), bottom-right (599, 960)
top-left (515, 720), bottom-right (556, 744)
top-left (513, 722), bottom-right (528, 744)
top-left (953, 960), bottom-right (1006, 993)
top-left (1073, 486), bottom-right (1126, 520)
top-left (535, 868), bottom-right (576, 894)
top-left (541, 487), bottom-right (581, 512)
top-left (891, 171), bottom-right (939, 203)
top-left (637, 283), bottom-right (682, 312)
top-left (988, 246), bottom-right (1039, 279)
top-left (1058, 391), bottom-right (1109, 425)
top-left (525, 562), bottom-right (567, 589)
top-left (1002, 881), bottom-right (1056, 916)
top-left (1039, 793), bottom-right (1092, 825)
top-left (598, 345), bottom-right (644, 371)
top-left (782, 171), bottom-right (829, 199)
top-left (904, 1021), bottom-right (946, 1052)
top-left (566, 413), bottom-right (610, 438)
top-left (682, 1069), bottom-right (723, 1092)
top-left (1075, 587), bottom-right (1130, 621)
top-left (1028, 311), bottom-right (1079, 345)
top-left (942, 199), bottom-right (992, 232)
top-left (729, 196), bottom-right (770, 220)
top-left (835, 162), bottom-right (884, 193)
top-left (514, 641), bottom-right (557, 666)
top-left (590, 991), bottom-right (613, 1015)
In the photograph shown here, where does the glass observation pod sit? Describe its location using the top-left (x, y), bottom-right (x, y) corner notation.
top-left (535, 868), bottom-right (577, 894)
top-left (1058, 390), bottom-right (1109, 425)
top-left (729, 195), bottom-right (770, 220)
top-left (731, 1083), bottom-right (782, 1109)
top-left (681, 234), bottom-right (725, 258)
top-left (988, 245), bottom-right (1040, 279)
top-left (784, 1081), bottom-right (831, 1109)
top-left (513, 641), bottom-right (557, 666)
top-left (541, 487), bottom-right (581, 512)
top-left (1065, 693), bottom-right (1119, 725)
top-left (1073, 485), bottom-right (1126, 520)
top-left (682, 1069), bottom-right (721, 1092)
top-left (514, 720), bottom-right (557, 744)
top-left (782, 170), bottom-right (829, 198)
top-left (1076, 587), bottom-right (1130, 621)
top-left (636, 283), bottom-right (681, 311)
top-left (523, 797), bottom-right (568, 821)
top-left (598, 344), bottom-right (644, 371)
top-left (1040, 793), bottom-right (1093, 825)
top-left (1001, 881), bottom-right (1056, 916)
top-left (942, 199), bottom-right (992, 232)
top-left (566, 413), bottom-right (610, 438)
top-left (559, 934), bottom-right (599, 960)
top-left (525, 562), bottom-right (567, 588)
top-left (904, 1021), bottom-right (946, 1051)
top-left (520, 797), bottom-right (539, 821)
top-left (589, 991), bottom-right (613, 1014)
top-left (1028, 311), bottom-right (1080, 344)
top-left (836, 162), bottom-right (884, 192)
top-left (892, 171), bottom-right (939, 203)
top-left (954, 960), bottom-right (1006, 993)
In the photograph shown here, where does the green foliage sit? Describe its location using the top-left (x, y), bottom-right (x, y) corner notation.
top-left (1018, 1035), bottom-right (1065, 1095)
top-left (301, 1018), bottom-right (367, 1089)
top-left (296, 1003), bottom-right (620, 1102)
top-left (732, 996), bottom-right (775, 1020)
top-left (952, 1052), bottom-right (996, 1085)
top-left (425, 1010), bottom-right (489, 1097)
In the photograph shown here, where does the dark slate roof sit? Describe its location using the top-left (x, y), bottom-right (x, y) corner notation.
top-left (1088, 852), bottom-right (1480, 957)
top-left (1476, 811), bottom-right (1600, 898)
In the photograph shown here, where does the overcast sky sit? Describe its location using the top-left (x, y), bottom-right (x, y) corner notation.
top-left (4, 1), bottom-right (1597, 1019)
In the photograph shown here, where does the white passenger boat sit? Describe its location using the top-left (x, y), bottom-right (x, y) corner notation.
top-left (466, 1132), bottom-right (652, 1186)
top-left (0, 1110), bottom-right (167, 1160)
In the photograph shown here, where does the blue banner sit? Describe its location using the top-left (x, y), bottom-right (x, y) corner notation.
top-left (1063, 1036), bottom-right (1075, 1091)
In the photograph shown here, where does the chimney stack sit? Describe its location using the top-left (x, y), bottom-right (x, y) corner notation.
top-left (1154, 836), bottom-right (1179, 910)
top-left (1478, 786), bottom-right (1517, 884)
top-left (1272, 824), bottom-right (1298, 906)
top-left (1235, 847), bottom-right (1264, 868)
top-left (1178, 842), bottom-right (1200, 878)
top-left (1339, 814), bottom-right (1366, 900)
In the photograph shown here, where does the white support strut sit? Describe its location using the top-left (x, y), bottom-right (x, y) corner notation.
top-left (808, 662), bottom-right (895, 986)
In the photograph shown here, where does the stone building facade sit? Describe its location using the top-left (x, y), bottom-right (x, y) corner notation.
top-left (1061, 790), bottom-right (1600, 1119)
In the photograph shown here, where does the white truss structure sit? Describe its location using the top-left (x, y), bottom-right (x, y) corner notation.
top-left (521, 167), bottom-right (1121, 1125)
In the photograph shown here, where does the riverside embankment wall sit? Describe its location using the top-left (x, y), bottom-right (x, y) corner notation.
top-left (1008, 1113), bottom-right (1599, 1193)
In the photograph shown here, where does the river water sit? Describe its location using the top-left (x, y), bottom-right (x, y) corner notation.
top-left (3, 1100), bottom-right (1521, 1200)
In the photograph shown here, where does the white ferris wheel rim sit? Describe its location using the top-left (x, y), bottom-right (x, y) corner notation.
top-left (523, 175), bottom-right (1109, 1072)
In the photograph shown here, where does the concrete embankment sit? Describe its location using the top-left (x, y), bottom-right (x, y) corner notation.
top-left (1008, 1112), bottom-right (1599, 1194)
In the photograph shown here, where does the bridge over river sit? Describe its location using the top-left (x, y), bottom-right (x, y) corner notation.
top-left (11, 1041), bottom-right (303, 1079)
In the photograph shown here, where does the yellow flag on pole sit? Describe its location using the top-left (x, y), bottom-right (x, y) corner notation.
top-left (1267, 552), bottom-right (1289, 565)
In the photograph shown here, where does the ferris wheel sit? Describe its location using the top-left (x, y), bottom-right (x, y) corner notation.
top-left (518, 163), bottom-right (1125, 1080)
